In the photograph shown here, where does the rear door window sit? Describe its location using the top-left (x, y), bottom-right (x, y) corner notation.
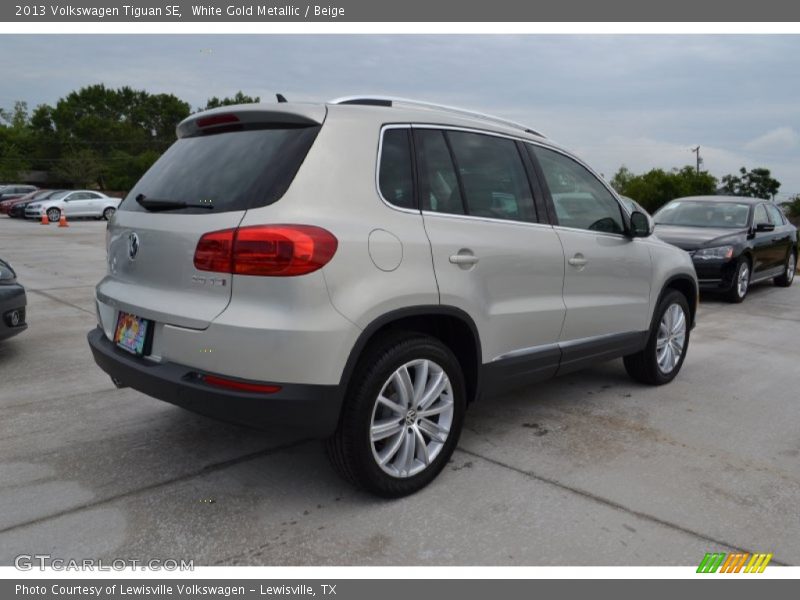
top-left (446, 131), bottom-right (535, 223)
top-left (122, 126), bottom-right (320, 214)
top-left (414, 129), bottom-right (465, 215)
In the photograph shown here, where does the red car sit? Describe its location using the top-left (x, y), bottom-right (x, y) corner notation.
top-left (0, 189), bottom-right (52, 216)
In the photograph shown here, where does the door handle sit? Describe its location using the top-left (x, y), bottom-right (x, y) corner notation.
top-left (449, 254), bottom-right (479, 265)
top-left (568, 254), bottom-right (588, 268)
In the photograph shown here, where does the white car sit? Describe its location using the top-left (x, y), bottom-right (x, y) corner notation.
top-left (25, 190), bottom-right (121, 222)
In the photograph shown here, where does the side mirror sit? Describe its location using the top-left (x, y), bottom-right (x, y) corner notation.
top-left (629, 211), bottom-right (652, 238)
top-left (755, 222), bottom-right (775, 233)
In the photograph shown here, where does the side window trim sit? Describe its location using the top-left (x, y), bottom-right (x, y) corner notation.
top-left (514, 140), bottom-right (545, 224)
top-left (440, 130), bottom-right (470, 216)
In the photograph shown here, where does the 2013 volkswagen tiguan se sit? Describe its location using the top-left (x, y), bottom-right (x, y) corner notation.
top-left (88, 97), bottom-right (698, 497)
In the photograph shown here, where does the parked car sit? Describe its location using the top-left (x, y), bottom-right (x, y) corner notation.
top-left (87, 97), bottom-right (698, 497)
top-left (0, 185), bottom-right (37, 203)
top-left (25, 190), bottom-right (122, 222)
top-left (1, 189), bottom-right (56, 216)
top-left (0, 258), bottom-right (27, 341)
top-left (653, 196), bottom-right (798, 302)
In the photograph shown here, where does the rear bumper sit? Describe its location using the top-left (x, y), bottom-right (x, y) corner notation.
top-left (87, 327), bottom-right (344, 437)
top-left (0, 284), bottom-right (27, 340)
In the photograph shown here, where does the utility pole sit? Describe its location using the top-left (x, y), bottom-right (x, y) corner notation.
top-left (691, 146), bottom-right (702, 174)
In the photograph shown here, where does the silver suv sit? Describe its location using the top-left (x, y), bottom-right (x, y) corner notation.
top-left (87, 97), bottom-right (698, 497)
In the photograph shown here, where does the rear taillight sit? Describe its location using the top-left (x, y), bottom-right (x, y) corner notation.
top-left (194, 225), bottom-right (338, 277)
top-left (194, 229), bottom-right (235, 273)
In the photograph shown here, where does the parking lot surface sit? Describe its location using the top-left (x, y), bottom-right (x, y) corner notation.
top-left (0, 216), bottom-right (798, 566)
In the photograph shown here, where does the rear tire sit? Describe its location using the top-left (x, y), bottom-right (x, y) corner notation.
top-left (103, 207), bottom-right (116, 221)
top-left (774, 249), bottom-right (796, 287)
top-left (326, 333), bottom-right (466, 498)
top-left (725, 257), bottom-right (750, 303)
top-left (624, 290), bottom-right (691, 385)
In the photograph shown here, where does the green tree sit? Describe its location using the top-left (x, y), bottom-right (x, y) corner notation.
top-left (53, 147), bottom-right (103, 188)
top-left (781, 195), bottom-right (800, 219)
top-left (0, 101), bottom-right (33, 181)
top-left (202, 91), bottom-right (261, 111)
top-left (610, 165), bottom-right (718, 213)
top-left (32, 84), bottom-right (190, 189)
top-left (720, 166), bottom-right (781, 200)
top-left (0, 142), bottom-right (30, 181)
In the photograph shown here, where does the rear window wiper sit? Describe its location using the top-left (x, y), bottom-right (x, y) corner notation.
top-left (135, 194), bottom-right (214, 211)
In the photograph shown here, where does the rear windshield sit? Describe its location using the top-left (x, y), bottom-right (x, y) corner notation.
top-left (654, 201), bottom-right (750, 228)
top-left (121, 126), bottom-right (320, 214)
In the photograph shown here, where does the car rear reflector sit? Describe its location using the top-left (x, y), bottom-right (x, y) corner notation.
top-left (194, 225), bottom-right (338, 276)
top-left (196, 113), bottom-right (240, 128)
top-left (202, 374), bottom-right (282, 394)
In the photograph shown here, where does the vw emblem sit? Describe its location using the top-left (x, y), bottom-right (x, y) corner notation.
top-left (128, 232), bottom-right (140, 260)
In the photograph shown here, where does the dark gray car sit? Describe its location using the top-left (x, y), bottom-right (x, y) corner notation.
top-left (0, 258), bottom-right (27, 340)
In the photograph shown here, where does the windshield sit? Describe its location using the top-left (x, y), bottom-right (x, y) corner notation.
top-left (48, 191), bottom-right (69, 200)
top-left (121, 125), bottom-right (320, 214)
top-left (654, 201), bottom-right (750, 228)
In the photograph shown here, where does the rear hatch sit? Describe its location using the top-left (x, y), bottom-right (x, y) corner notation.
top-left (97, 104), bottom-right (325, 330)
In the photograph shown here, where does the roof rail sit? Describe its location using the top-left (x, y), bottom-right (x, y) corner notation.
top-left (329, 95), bottom-right (546, 138)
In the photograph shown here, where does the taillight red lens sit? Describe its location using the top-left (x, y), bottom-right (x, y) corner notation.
top-left (194, 225), bottom-right (338, 277)
top-left (193, 228), bottom-right (234, 272)
top-left (203, 374), bottom-right (281, 394)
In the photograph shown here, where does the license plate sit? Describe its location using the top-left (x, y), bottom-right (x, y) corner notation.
top-left (114, 311), bottom-right (151, 356)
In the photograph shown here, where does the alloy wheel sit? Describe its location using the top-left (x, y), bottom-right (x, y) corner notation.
top-left (369, 359), bottom-right (454, 478)
top-left (737, 263), bottom-right (750, 298)
top-left (656, 303), bottom-right (687, 374)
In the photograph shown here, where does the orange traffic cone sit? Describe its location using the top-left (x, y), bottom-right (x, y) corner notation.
top-left (58, 213), bottom-right (69, 228)
top-left (40, 212), bottom-right (49, 225)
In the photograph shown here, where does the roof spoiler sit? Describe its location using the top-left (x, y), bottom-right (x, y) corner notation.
top-left (176, 104), bottom-right (326, 138)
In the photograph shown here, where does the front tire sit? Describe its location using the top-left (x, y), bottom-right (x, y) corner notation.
top-left (774, 250), bottom-right (796, 287)
top-left (326, 333), bottom-right (466, 498)
top-left (726, 257), bottom-right (750, 303)
top-left (103, 207), bottom-right (116, 221)
top-left (624, 290), bottom-right (691, 385)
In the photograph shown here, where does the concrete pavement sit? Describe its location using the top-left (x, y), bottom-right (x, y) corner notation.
top-left (0, 216), bottom-right (797, 566)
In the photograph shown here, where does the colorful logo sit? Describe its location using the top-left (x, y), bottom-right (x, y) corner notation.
top-left (697, 552), bottom-right (772, 573)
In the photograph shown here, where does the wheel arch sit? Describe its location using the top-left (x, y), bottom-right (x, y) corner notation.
top-left (659, 274), bottom-right (698, 328)
top-left (338, 305), bottom-right (482, 406)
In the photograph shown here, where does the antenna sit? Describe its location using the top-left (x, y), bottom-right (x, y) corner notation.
top-left (276, 94), bottom-right (288, 103)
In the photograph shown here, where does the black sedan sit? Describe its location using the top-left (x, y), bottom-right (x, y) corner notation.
top-left (0, 258), bottom-right (27, 340)
top-left (653, 196), bottom-right (798, 302)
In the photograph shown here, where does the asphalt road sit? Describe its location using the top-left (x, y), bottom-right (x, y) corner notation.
top-left (0, 216), bottom-right (798, 566)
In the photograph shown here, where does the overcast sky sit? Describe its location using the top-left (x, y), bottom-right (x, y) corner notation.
top-left (2, 35), bottom-right (798, 198)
